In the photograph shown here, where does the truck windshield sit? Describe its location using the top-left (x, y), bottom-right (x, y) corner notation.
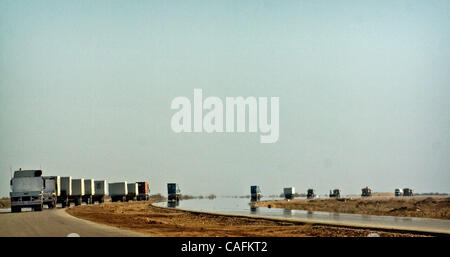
top-left (12, 177), bottom-right (43, 192)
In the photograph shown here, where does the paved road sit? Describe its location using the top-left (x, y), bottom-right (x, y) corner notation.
top-left (0, 208), bottom-right (144, 237)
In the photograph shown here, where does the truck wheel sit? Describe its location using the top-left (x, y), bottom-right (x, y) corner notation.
top-left (11, 207), bottom-right (20, 213)
top-left (34, 204), bottom-right (43, 211)
top-left (49, 200), bottom-right (56, 209)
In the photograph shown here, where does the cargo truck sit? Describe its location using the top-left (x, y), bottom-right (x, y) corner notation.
top-left (10, 169), bottom-right (45, 212)
top-left (395, 188), bottom-right (403, 197)
top-left (283, 187), bottom-right (295, 200)
top-left (43, 176), bottom-right (60, 208)
top-left (137, 181), bottom-right (150, 201)
top-left (82, 179), bottom-right (94, 204)
top-left (92, 180), bottom-right (107, 203)
top-left (361, 187), bottom-right (372, 197)
top-left (307, 189), bottom-right (316, 199)
top-left (109, 182), bottom-right (128, 202)
top-left (403, 188), bottom-right (413, 196)
top-left (329, 189), bottom-right (340, 198)
top-left (250, 185), bottom-right (261, 201)
top-left (126, 183), bottom-right (138, 201)
top-left (167, 183), bottom-right (181, 201)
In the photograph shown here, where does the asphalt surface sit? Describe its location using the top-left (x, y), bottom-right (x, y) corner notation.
top-left (0, 207), bottom-right (144, 237)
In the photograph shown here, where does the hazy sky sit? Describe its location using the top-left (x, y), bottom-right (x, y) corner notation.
top-left (1, 0), bottom-right (449, 197)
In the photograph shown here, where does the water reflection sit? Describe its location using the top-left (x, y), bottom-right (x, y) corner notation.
top-left (167, 201), bottom-right (180, 208)
top-left (250, 206), bottom-right (259, 214)
top-left (249, 201), bottom-right (260, 214)
top-left (331, 212), bottom-right (340, 220)
top-left (361, 215), bottom-right (372, 221)
top-left (283, 209), bottom-right (294, 217)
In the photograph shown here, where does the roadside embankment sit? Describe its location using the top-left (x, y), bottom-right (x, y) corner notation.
top-left (0, 198), bottom-right (10, 208)
top-left (255, 197), bottom-right (450, 220)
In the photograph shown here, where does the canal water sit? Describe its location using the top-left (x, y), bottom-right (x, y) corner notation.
top-left (154, 197), bottom-right (450, 234)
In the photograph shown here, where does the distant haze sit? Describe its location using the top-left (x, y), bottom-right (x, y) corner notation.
top-left (1, 1), bottom-right (449, 197)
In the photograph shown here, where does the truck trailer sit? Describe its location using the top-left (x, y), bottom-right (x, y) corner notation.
top-left (93, 180), bottom-right (107, 203)
top-left (250, 185), bottom-right (261, 202)
top-left (82, 179), bottom-right (94, 204)
top-left (57, 176), bottom-right (72, 208)
top-left (109, 182), bottom-right (128, 202)
top-left (126, 183), bottom-right (138, 201)
top-left (307, 189), bottom-right (316, 199)
top-left (395, 188), bottom-right (403, 197)
top-left (167, 183), bottom-right (181, 201)
top-left (403, 188), bottom-right (413, 196)
top-left (43, 176), bottom-right (60, 208)
top-left (10, 170), bottom-right (45, 212)
top-left (70, 179), bottom-right (85, 206)
top-left (361, 187), bottom-right (372, 197)
top-left (329, 189), bottom-right (341, 198)
top-left (283, 187), bottom-right (295, 200)
top-left (137, 181), bottom-right (150, 201)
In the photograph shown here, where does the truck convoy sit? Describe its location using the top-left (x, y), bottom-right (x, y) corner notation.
top-left (9, 169), bottom-right (152, 212)
top-left (167, 183), bottom-right (181, 201)
top-left (109, 182), bottom-right (128, 202)
top-left (307, 189), bottom-right (316, 199)
top-left (137, 181), bottom-right (150, 201)
top-left (283, 187), bottom-right (295, 200)
top-left (395, 188), bottom-right (403, 196)
top-left (10, 170), bottom-right (45, 212)
top-left (250, 185), bottom-right (261, 201)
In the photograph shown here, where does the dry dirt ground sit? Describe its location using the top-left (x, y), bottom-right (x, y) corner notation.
top-left (255, 197), bottom-right (450, 220)
top-left (0, 198), bottom-right (10, 208)
top-left (67, 201), bottom-right (426, 237)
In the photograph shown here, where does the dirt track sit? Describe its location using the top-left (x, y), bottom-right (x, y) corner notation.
top-left (255, 197), bottom-right (450, 220)
top-left (0, 198), bottom-right (10, 209)
top-left (67, 201), bottom-right (427, 237)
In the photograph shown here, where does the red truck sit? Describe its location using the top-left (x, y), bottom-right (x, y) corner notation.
top-left (136, 181), bottom-right (150, 201)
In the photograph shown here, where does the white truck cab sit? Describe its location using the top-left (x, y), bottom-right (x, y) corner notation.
top-left (10, 169), bottom-right (45, 212)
